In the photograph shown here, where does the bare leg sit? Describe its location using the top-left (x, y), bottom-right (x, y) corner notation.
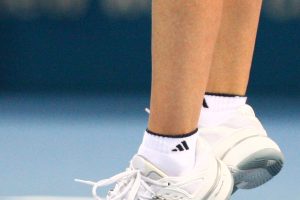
top-left (206, 0), bottom-right (263, 96)
top-left (198, 2), bottom-right (284, 192)
top-left (79, 1), bottom-right (236, 198)
top-left (148, 0), bottom-right (223, 135)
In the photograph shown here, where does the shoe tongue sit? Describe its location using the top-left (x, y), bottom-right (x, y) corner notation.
top-left (131, 155), bottom-right (167, 180)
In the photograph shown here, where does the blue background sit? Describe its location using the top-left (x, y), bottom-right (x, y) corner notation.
top-left (0, 3), bottom-right (299, 94)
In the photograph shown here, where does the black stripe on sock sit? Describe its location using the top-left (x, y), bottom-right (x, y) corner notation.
top-left (181, 141), bottom-right (189, 150)
top-left (205, 92), bottom-right (246, 97)
top-left (146, 128), bottom-right (198, 138)
top-left (203, 98), bottom-right (209, 108)
top-left (176, 144), bottom-right (184, 151)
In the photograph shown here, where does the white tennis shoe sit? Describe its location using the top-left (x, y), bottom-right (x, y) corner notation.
top-left (76, 138), bottom-right (233, 200)
top-left (199, 104), bottom-right (284, 192)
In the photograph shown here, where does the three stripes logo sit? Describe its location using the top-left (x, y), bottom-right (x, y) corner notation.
top-left (172, 141), bottom-right (189, 152)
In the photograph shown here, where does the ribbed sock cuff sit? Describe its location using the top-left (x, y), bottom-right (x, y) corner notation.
top-left (140, 129), bottom-right (199, 153)
top-left (146, 128), bottom-right (198, 138)
top-left (203, 93), bottom-right (247, 111)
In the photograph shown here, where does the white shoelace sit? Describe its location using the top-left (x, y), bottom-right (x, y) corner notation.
top-left (75, 168), bottom-right (168, 200)
top-left (145, 108), bottom-right (150, 114)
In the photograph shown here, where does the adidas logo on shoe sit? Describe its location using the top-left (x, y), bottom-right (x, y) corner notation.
top-left (172, 141), bottom-right (189, 152)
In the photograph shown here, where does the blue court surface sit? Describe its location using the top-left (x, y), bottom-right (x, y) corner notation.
top-left (0, 93), bottom-right (299, 200)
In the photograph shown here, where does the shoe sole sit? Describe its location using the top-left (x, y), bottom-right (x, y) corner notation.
top-left (220, 136), bottom-right (284, 191)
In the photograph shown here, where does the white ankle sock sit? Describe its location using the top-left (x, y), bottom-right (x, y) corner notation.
top-left (199, 94), bottom-right (247, 127)
top-left (137, 129), bottom-right (199, 176)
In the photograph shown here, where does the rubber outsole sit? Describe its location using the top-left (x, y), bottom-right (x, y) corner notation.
top-left (230, 148), bottom-right (284, 190)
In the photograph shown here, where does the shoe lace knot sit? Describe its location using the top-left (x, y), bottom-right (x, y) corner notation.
top-left (75, 168), bottom-right (168, 200)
